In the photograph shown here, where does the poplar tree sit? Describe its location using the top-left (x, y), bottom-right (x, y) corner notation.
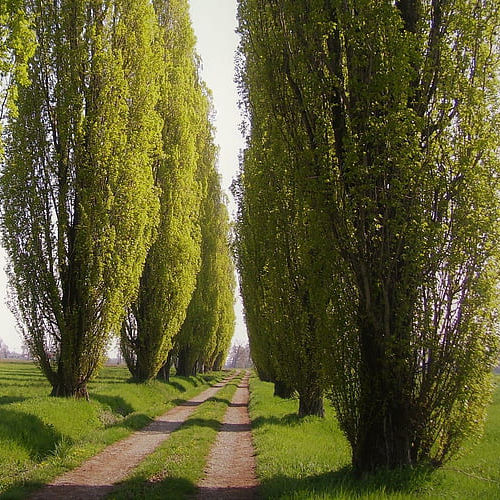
top-left (120, 0), bottom-right (205, 381)
top-left (0, 0), bottom-right (35, 148)
top-left (204, 185), bottom-right (235, 372)
top-left (1, 0), bottom-right (161, 397)
top-left (234, 126), bottom-right (328, 415)
top-left (208, 264), bottom-right (236, 371)
top-left (237, 0), bottom-right (500, 470)
top-left (176, 166), bottom-right (235, 377)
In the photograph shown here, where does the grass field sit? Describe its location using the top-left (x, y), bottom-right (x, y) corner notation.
top-left (249, 375), bottom-right (500, 499)
top-left (2, 361), bottom-right (498, 499)
top-left (0, 361), bottom-right (226, 498)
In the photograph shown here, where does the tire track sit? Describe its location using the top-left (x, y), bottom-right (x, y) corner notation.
top-left (196, 371), bottom-right (258, 499)
top-left (30, 372), bottom-right (239, 500)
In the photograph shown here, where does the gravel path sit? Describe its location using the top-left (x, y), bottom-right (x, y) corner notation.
top-left (196, 371), bottom-right (259, 499)
top-left (30, 374), bottom-right (237, 500)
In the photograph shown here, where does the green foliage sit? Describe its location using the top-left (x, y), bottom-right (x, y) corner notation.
top-left (249, 375), bottom-right (500, 499)
top-left (176, 160), bottom-right (236, 377)
top-left (0, 361), bottom-right (224, 498)
top-left (235, 0), bottom-right (333, 417)
top-left (0, 0), bottom-right (36, 154)
top-left (1, 0), bottom-right (162, 397)
top-left (121, 0), bottom-right (211, 382)
top-left (237, 0), bottom-right (500, 470)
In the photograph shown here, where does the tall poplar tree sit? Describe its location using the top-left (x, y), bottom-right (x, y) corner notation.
top-left (0, 0), bottom-right (35, 148)
top-left (120, 0), bottom-right (206, 382)
top-left (208, 252), bottom-right (236, 371)
top-left (237, 0), bottom-right (500, 470)
top-left (176, 166), bottom-right (235, 377)
top-left (234, 125), bottom-right (329, 415)
top-left (1, 0), bottom-right (161, 397)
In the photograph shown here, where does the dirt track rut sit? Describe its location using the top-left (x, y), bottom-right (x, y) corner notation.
top-left (30, 374), bottom-right (237, 500)
top-left (196, 371), bottom-right (259, 499)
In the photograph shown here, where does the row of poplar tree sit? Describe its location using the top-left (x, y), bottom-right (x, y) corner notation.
top-left (234, 0), bottom-right (500, 474)
top-left (0, 0), bottom-right (235, 398)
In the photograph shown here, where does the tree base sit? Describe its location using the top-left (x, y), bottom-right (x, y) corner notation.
top-left (157, 363), bottom-right (171, 382)
top-left (274, 380), bottom-right (294, 398)
top-left (51, 383), bottom-right (89, 400)
top-left (298, 392), bottom-right (324, 417)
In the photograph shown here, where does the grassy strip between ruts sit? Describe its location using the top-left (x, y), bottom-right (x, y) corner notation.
top-left (0, 361), bottom-right (230, 499)
top-left (249, 374), bottom-right (500, 500)
top-left (108, 372), bottom-right (243, 499)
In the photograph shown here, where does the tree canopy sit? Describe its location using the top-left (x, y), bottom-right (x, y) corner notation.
top-left (1, 0), bottom-right (162, 397)
top-left (120, 0), bottom-right (234, 382)
top-left (236, 0), bottom-right (500, 471)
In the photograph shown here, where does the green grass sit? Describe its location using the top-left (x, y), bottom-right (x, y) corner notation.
top-left (0, 361), bottom-right (227, 499)
top-left (108, 373), bottom-right (243, 499)
top-left (249, 375), bottom-right (500, 499)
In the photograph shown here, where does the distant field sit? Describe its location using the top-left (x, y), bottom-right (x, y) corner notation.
top-left (249, 375), bottom-right (500, 499)
top-left (0, 361), bottom-right (224, 498)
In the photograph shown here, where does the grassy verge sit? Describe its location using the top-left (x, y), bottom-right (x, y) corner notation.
top-left (249, 374), bottom-right (500, 499)
top-left (108, 373), bottom-right (243, 499)
top-left (0, 361), bottom-right (228, 498)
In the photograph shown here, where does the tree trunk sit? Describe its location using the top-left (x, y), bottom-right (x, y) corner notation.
top-left (353, 400), bottom-right (413, 472)
top-left (274, 379), bottom-right (294, 398)
top-left (353, 288), bottom-right (414, 472)
top-left (212, 351), bottom-right (224, 371)
top-left (50, 378), bottom-right (89, 399)
top-left (176, 347), bottom-right (195, 377)
top-left (298, 386), bottom-right (324, 417)
top-left (157, 351), bottom-right (173, 382)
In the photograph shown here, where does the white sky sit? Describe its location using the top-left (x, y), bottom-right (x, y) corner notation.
top-left (0, 0), bottom-right (248, 352)
top-left (189, 0), bottom-right (248, 347)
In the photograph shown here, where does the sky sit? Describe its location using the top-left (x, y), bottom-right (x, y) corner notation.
top-left (189, 0), bottom-right (248, 347)
top-left (0, 0), bottom-right (248, 352)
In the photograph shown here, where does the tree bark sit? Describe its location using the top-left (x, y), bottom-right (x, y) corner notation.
top-left (353, 286), bottom-right (415, 472)
top-left (50, 379), bottom-right (89, 399)
top-left (353, 399), bottom-right (413, 472)
top-left (274, 379), bottom-right (294, 398)
top-left (298, 386), bottom-right (324, 417)
top-left (212, 351), bottom-right (224, 371)
top-left (156, 351), bottom-right (173, 382)
top-left (176, 346), bottom-right (196, 377)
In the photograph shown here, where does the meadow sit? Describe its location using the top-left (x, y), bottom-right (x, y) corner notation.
top-left (0, 361), bottom-right (225, 498)
top-left (2, 361), bottom-right (499, 499)
top-left (249, 375), bottom-right (500, 499)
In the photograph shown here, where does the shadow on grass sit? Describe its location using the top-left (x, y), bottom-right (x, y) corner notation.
top-left (181, 417), bottom-right (221, 431)
top-left (208, 396), bottom-right (232, 405)
top-left (112, 475), bottom-right (196, 499)
top-left (0, 370), bottom-right (46, 377)
top-left (118, 412), bottom-right (153, 431)
top-left (261, 465), bottom-right (434, 498)
top-left (168, 380), bottom-right (188, 393)
top-left (8, 482), bottom-right (115, 500)
top-left (0, 479), bottom-right (45, 500)
top-left (0, 375), bottom-right (47, 384)
top-left (91, 394), bottom-right (134, 416)
top-left (92, 375), bottom-right (129, 384)
top-left (195, 484), bottom-right (260, 499)
top-left (166, 373), bottom-right (221, 392)
top-left (0, 395), bottom-right (27, 405)
top-left (0, 407), bottom-right (65, 460)
top-left (171, 398), bottom-right (198, 407)
top-left (251, 413), bottom-right (303, 429)
top-left (114, 473), bottom-right (259, 500)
